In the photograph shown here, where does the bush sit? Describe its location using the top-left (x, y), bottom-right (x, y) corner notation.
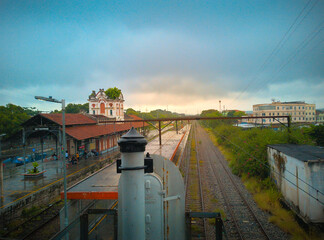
top-left (203, 123), bottom-right (313, 180)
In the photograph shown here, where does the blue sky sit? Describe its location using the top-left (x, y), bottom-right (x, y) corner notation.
top-left (0, 0), bottom-right (323, 113)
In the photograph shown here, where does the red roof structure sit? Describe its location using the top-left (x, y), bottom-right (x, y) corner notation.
top-left (65, 121), bottom-right (147, 140)
top-left (41, 113), bottom-right (97, 126)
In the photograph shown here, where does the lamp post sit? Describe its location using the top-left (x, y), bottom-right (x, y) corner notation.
top-left (35, 96), bottom-right (68, 227)
top-left (0, 133), bottom-right (6, 206)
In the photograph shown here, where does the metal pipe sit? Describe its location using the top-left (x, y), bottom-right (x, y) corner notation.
top-left (41, 137), bottom-right (44, 171)
top-left (23, 128), bottom-right (26, 173)
top-left (159, 121), bottom-right (162, 146)
top-left (98, 115), bottom-right (292, 124)
top-left (0, 134), bottom-right (5, 206)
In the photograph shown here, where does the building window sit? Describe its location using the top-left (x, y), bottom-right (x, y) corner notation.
top-left (302, 107), bottom-right (304, 109)
top-left (282, 107), bottom-right (284, 110)
top-left (93, 110), bottom-right (95, 115)
top-left (299, 106), bottom-right (300, 109)
top-left (294, 118), bottom-right (296, 120)
top-left (277, 113), bottom-right (280, 116)
top-left (110, 110), bottom-right (113, 115)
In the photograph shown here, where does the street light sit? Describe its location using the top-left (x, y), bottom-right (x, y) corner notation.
top-left (35, 96), bottom-right (68, 228)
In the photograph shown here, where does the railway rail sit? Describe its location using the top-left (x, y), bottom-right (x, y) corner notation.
top-left (185, 125), bottom-right (207, 239)
top-left (2, 200), bottom-right (63, 240)
top-left (194, 122), bottom-right (271, 240)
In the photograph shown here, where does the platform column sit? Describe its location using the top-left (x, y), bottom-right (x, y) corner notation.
top-left (118, 127), bottom-right (147, 240)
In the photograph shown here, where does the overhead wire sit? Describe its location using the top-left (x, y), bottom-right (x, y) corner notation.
top-left (251, 19), bottom-right (324, 94)
top-left (228, 0), bottom-right (321, 109)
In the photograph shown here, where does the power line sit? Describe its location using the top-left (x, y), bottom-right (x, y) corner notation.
top-left (252, 20), bottom-right (324, 94)
top-left (228, 0), bottom-right (320, 109)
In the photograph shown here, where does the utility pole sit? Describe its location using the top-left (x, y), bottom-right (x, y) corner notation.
top-left (0, 134), bottom-right (6, 206)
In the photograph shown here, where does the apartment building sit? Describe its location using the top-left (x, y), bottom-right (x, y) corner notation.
top-left (253, 101), bottom-right (316, 124)
top-left (316, 111), bottom-right (324, 124)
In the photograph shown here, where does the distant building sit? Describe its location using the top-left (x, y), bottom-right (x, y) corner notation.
top-left (88, 88), bottom-right (125, 121)
top-left (316, 110), bottom-right (324, 124)
top-left (253, 101), bottom-right (316, 124)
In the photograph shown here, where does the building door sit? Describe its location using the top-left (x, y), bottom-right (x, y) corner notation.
top-left (96, 139), bottom-right (99, 153)
top-left (100, 103), bottom-right (105, 114)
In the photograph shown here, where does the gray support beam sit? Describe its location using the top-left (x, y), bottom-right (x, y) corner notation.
top-left (159, 121), bottom-right (162, 146)
top-left (0, 137), bottom-right (3, 206)
top-left (80, 213), bottom-right (88, 240)
top-left (55, 135), bottom-right (58, 158)
top-left (62, 99), bottom-right (68, 228)
top-left (41, 137), bottom-right (44, 171)
top-left (23, 128), bottom-right (26, 173)
top-left (215, 217), bottom-right (223, 240)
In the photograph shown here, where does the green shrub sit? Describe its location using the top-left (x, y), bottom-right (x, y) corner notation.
top-left (202, 123), bottom-right (313, 179)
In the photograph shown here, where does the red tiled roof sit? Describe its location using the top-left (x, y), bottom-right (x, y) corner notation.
top-left (41, 114), bottom-right (97, 126)
top-left (65, 121), bottom-right (146, 140)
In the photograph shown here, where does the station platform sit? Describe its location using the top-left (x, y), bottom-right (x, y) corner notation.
top-left (62, 125), bottom-right (191, 200)
top-left (0, 149), bottom-right (120, 208)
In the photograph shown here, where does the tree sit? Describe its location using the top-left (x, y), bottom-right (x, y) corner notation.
top-left (0, 104), bottom-right (30, 139)
top-left (53, 103), bottom-right (89, 114)
top-left (65, 103), bottom-right (89, 113)
top-left (105, 87), bottom-right (121, 100)
top-left (304, 125), bottom-right (324, 146)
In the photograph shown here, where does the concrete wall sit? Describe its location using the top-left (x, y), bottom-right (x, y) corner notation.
top-left (0, 152), bottom-right (120, 225)
top-left (267, 147), bottom-right (324, 223)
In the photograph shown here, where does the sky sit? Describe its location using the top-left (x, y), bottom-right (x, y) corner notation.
top-left (0, 0), bottom-right (323, 114)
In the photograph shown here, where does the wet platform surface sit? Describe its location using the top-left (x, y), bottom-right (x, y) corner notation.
top-left (0, 149), bottom-right (119, 208)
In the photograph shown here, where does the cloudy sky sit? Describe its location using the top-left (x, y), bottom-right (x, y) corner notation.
top-left (0, 0), bottom-right (323, 114)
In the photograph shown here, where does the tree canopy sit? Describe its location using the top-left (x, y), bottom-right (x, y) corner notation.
top-left (105, 87), bottom-right (121, 100)
top-left (125, 108), bottom-right (184, 120)
top-left (0, 104), bottom-right (31, 138)
top-left (52, 103), bottom-right (89, 113)
top-left (66, 103), bottom-right (89, 113)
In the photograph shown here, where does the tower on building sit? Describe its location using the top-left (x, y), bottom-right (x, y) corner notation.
top-left (88, 88), bottom-right (125, 121)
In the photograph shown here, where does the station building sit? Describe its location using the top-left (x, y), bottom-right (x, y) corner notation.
top-left (88, 88), bottom-right (124, 121)
top-left (22, 113), bottom-right (146, 157)
top-left (253, 101), bottom-right (316, 124)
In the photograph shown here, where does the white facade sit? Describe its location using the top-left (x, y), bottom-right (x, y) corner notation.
top-left (88, 88), bottom-right (125, 121)
top-left (253, 101), bottom-right (316, 124)
top-left (317, 112), bottom-right (324, 124)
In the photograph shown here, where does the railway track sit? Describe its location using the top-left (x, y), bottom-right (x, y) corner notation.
top-left (194, 122), bottom-right (271, 240)
top-left (2, 200), bottom-right (63, 240)
top-left (185, 125), bottom-right (207, 239)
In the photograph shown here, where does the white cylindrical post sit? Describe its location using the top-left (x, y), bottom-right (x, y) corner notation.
top-left (118, 127), bottom-right (147, 240)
